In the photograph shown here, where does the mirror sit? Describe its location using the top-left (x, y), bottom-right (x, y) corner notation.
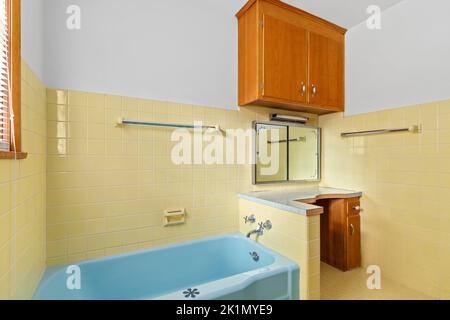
top-left (253, 121), bottom-right (320, 184)
top-left (255, 124), bottom-right (288, 183)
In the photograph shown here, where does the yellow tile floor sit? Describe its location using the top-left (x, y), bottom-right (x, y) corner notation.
top-left (320, 263), bottom-right (433, 300)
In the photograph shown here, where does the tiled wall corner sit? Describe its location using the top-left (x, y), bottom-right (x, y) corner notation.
top-left (0, 60), bottom-right (47, 299)
top-left (238, 199), bottom-right (321, 300)
top-left (45, 88), bottom-right (320, 266)
top-left (319, 100), bottom-right (450, 299)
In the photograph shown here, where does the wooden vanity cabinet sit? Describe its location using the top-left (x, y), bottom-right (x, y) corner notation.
top-left (319, 197), bottom-right (361, 271)
top-left (236, 0), bottom-right (346, 114)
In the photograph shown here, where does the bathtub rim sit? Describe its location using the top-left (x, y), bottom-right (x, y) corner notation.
top-left (34, 233), bottom-right (299, 300)
top-left (153, 234), bottom-right (299, 300)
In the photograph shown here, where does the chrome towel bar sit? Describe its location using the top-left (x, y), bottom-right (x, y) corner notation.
top-left (268, 137), bottom-right (306, 144)
top-left (116, 118), bottom-right (221, 131)
top-left (341, 125), bottom-right (421, 138)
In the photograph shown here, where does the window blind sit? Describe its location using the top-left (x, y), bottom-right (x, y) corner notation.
top-left (0, 0), bottom-right (10, 152)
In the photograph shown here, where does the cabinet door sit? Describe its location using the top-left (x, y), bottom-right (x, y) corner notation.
top-left (346, 215), bottom-right (361, 270)
top-left (326, 199), bottom-right (346, 270)
top-left (262, 15), bottom-right (308, 103)
top-left (309, 32), bottom-right (344, 109)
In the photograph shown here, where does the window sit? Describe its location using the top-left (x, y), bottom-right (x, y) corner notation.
top-left (0, 0), bottom-right (10, 152)
top-left (0, 0), bottom-right (24, 159)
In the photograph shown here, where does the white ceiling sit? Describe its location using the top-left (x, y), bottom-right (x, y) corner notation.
top-left (280, 0), bottom-right (405, 29)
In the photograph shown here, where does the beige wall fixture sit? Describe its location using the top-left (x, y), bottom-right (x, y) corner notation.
top-left (164, 209), bottom-right (186, 226)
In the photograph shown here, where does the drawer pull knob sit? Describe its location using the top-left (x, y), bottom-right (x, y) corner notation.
top-left (353, 205), bottom-right (361, 211)
top-left (300, 82), bottom-right (306, 96)
top-left (349, 224), bottom-right (355, 235)
top-left (311, 84), bottom-right (317, 97)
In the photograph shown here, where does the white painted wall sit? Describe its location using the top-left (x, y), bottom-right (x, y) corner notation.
top-left (346, 0), bottom-right (450, 115)
top-left (37, 0), bottom-right (450, 114)
top-left (43, 0), bottom-right (246, 109)
top-left (22, 0), bottom-right (45, 79)
top-left (285, 0), bottom-right (403, 29)
top-left (41, 0), bottom-right (402, 111)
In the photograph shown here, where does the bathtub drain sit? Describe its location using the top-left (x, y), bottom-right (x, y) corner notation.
top-left (249, 251), bottom-right (260, 262)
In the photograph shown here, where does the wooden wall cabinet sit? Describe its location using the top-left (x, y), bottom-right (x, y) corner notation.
top-left (319, 197), bottom-right (361, 271)
top-left (237, 0), bottom-right (346, 114)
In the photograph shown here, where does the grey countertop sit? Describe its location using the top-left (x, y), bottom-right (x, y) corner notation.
top-left (238, 187), bottom-right (362, 216)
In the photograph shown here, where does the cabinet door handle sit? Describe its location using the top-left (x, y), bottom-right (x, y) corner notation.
top-left (311, 84), bottom-right (317, 97)
top-left (349, 224), bottom-right (355, 236)
top-left (300, 82), bottom-right (306, 96)
top-left (353, 205), bottom-right (361, 211)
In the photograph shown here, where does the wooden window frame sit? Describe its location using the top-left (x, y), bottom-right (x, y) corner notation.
top-left (0, 0), bottom-right (26, 160)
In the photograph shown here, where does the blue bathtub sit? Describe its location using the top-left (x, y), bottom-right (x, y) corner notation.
top-left (33, 234), bottom-right (299, 300)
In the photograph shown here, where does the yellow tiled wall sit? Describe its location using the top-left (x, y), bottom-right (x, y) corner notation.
top-left (319, 100), bottom-right (450, 299)
top-left (45, 88), bottom-right (319, 265)
top-left (0, 61), bottom-right (47, 299)
top-left (239, 199), bottom-right (321, 300)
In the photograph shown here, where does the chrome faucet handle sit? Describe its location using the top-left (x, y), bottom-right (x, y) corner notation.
top-left (244, 215), bottom-right (256, 224)
top-left (263, 220), bottom-right (272, 230)
top-left (246, 221), bottom-right (267, 238)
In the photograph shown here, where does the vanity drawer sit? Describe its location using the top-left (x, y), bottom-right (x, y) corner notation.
top-left (346, 198), bottom-right (361, 216)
